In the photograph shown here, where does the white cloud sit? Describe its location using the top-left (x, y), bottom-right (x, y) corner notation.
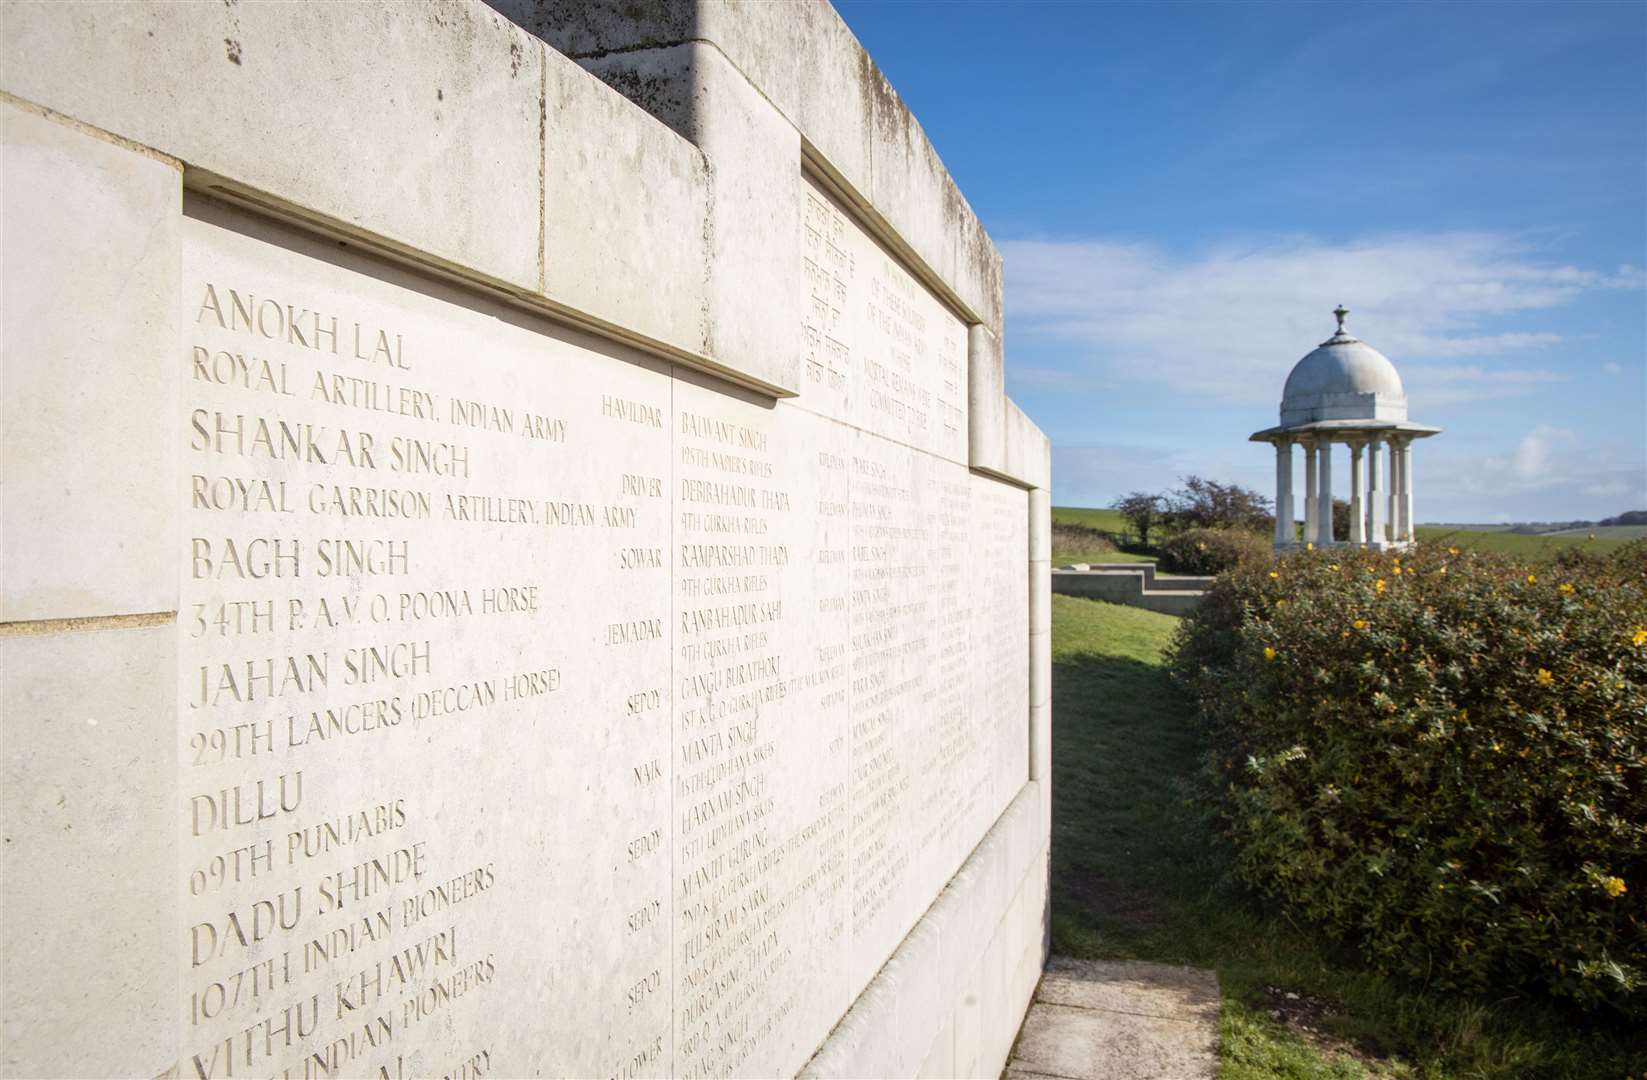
top-left (1002, 231), bottom-right (1639, 404)
top-left (1504, 423), bottom-right (1572, 480)
top-left (1417, 427), bottom-right (1646, 521)
top-left (1403, 364), bottom-right (1567, 406)
top-left (1603, 361), bottom-right (1624, 376)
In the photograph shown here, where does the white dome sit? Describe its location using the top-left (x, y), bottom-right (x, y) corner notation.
top-left (1280, 312), bottom-right (1407, 425)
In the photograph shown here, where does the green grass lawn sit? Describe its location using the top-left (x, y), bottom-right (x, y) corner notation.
top-left (1050, 594), bottom-right (1644, 1079)
top-left (1413, 526), bottom-right (1632, 560)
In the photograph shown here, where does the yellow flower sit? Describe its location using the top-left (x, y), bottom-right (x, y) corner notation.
top-left (1393, 558), bottom-right (1401, 567)
top-left (1269, 571), bottom-right (1278, 579)
top-left (1559, 583), bottom-right (1574, 595)
top-left (1633, 627), bottom-right (1647, 647)
top-left (1393, 566), bottom-right (1402, 575)
top-left (1526, 573), bottom-right (1537, 585)
top-left (1353, 619), bottom-right (1367, 630)
top-left (1197, 542), bottom-right (1207, 552)
top-left (1458, 708), bottom-right (1468, 721)
top-left (1448, 546), bottom-right (1459, 555)
top-left (1263, 647), bottom-right (1277, 662)
top-left (1491, 742), bottom-right (1502, 753)
top-left (1603, 877), bottom-right (1627, 898)
top-left (1536, 668), bottom-right (1554, 685)
top-left (1306, 542), bottom-right (1314, 551)
top-left (1438, 566), bottom-right (1447, 575)
top-left (1275, 599), bottom-right (1286, 608)
top-left (1329, 563), bottom-right (1340, 570)
top-left (1375, 579), bottom-right (1387, 593)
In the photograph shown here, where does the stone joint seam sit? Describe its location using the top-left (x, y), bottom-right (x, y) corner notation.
top-left (1032, 999), bottom-right (1211, 1027)
top-left (178, 185), bottom-right (792, 400)
top-left (0, 611), bottom-right (176, 636)
top-left (0, 90), bottom-right (182, 171)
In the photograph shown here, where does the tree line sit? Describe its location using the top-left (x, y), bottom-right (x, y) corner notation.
top-left (1110, 476), bottom-right (1274, 546)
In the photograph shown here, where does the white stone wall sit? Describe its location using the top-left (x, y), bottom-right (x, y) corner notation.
top-left (0, 3), bottom-right (1052, 1077)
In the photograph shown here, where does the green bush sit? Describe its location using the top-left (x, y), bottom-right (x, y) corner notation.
top-left (1158, 527), bottom-right (1270, 575)
top-left (1170, 541), bottom-right (1647, 1017)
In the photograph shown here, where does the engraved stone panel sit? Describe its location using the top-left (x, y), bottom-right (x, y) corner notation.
top-left (971, 472), bottom-right (1032, 824)
top-left (670, 374), bottom-right (855, 1077)
top-left (171, 199), bottom-right (1030, 1080)
top-left (180, 202), bottom-right (674, 1079)
top-left (801, 174), bottom-right (968, 464)
top-left (1, 8), bottom-right (1053, 1075)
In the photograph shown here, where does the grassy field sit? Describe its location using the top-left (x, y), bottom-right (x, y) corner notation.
top-left (1052, 505), bottom-right (1130, 532)
top-left (1054, 504), bottom-right (1640, 562)
top-left (1050, 506), bottom-right (1160, 564)
top-left (1050, 594), bottom-right (1643, 1078)
top-left (1544, 523), bottom-right (1647, 539)
top-left (1423, 524), bottom-right (1647, 540)
top-left (1413, 526), bottom-right (1633, 560)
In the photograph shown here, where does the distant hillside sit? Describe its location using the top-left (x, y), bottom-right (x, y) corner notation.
top-left (1420, 510), bottom-right (1646, 538)
top-left (1413, 527), bottom-right (1634, 559)
top-left (1544, 524), bottom-right (1647, 540)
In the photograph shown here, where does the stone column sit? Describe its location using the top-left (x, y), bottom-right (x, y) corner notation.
top-left (1316, 440), bottom-right (1334, 545)
top-left (1302, 439), bottom-right (1318, 544)
top-left (1274, 439), bottom-right (1294, 548)
top-left (1386, 442), bottom-right (1399, 544)
top-left (1348, 440), bottom-right (1366, 544)
top-left (1366, 435), bottom-right (1386, 546)
top-left (1398, 438), bottom-right (1415, 543)
top-left (1028, 487), bottom-right (1051, 842)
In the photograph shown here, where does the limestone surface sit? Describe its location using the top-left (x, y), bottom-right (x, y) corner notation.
top-left (1006, 957), bottom-right (1220, 1080)
top-left (0, 3), bottom-right (1053, 1077)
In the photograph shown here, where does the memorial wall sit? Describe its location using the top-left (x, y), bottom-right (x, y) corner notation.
top-left (1, 3), bottom-right (1052, 1078)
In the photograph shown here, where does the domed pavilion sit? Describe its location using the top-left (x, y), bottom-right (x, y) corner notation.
top-left (1249, 307), bottom-right (1441, 550)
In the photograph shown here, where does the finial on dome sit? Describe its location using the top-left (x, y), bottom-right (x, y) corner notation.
top-left (1333, 304), bottom-right (1349, 333)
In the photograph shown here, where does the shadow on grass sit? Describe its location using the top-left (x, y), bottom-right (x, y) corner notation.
top-left (1048, 599), bottom-right (1646, 1080)
top-left (1050, 651), bottom-right (1235, 963)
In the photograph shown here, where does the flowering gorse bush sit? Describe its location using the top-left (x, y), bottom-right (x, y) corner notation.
top-left (1157, 526), bottom-right (1270, 575)
top-left (1170, 540), bottom-right (1647, 1016)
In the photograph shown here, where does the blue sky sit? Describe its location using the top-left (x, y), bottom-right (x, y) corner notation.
top-left (835, 0), bottom-right (1646, 523)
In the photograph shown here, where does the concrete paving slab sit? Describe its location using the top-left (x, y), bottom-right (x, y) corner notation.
top-left (1038, 957), bottom-right (1221, 1023)
top-left (1006, 957), bottom-right (1219, 1080)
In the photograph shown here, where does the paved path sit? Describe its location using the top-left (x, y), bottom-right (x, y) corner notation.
top-left (1005, 956), bottom-right (1220, 1080)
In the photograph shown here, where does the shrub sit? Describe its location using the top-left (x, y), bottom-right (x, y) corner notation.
top-left (1170, 541), bottom-right (1647, 1017)
top-left (1051, 523), bottom-right (1117, 564)
top-left (1163, 475), bottom-right (1274, 535)
top-left (1158, 527), bottom-right (1271, 575)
